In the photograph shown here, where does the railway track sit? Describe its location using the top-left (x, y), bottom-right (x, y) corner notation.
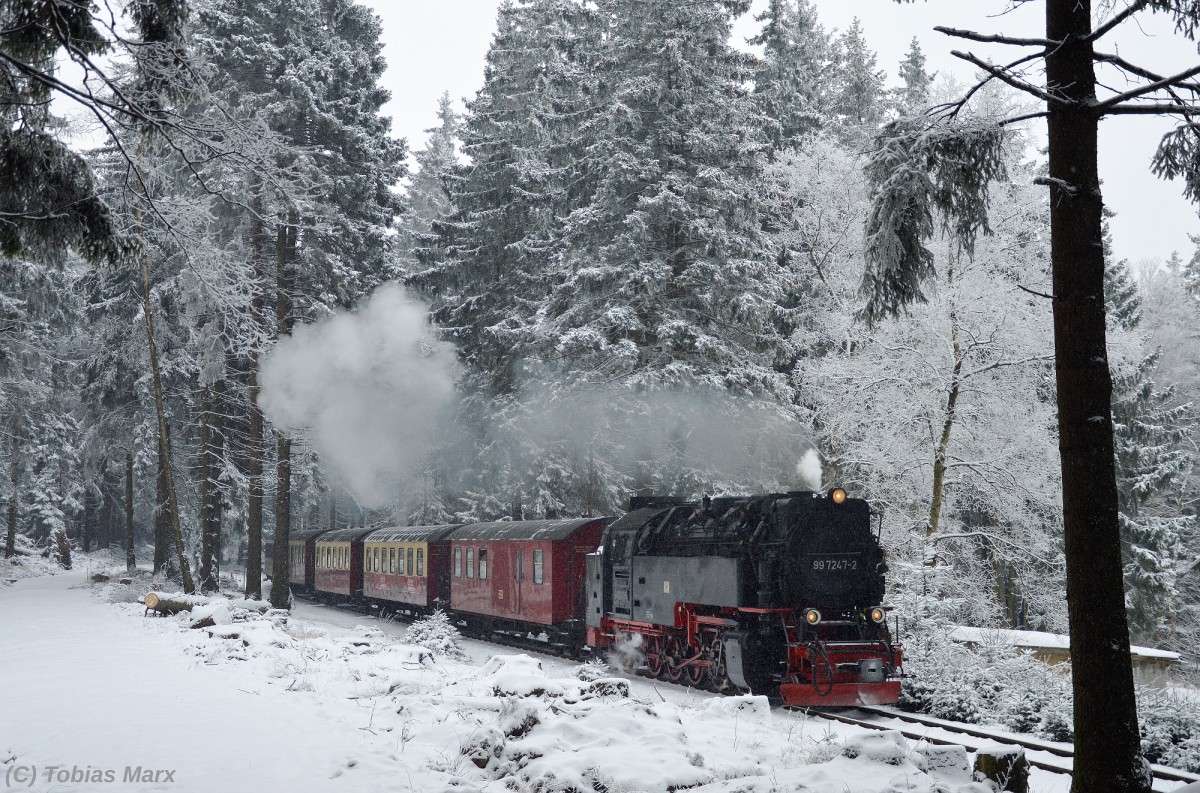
top-left (801, 705), bottom-right (1200, 790)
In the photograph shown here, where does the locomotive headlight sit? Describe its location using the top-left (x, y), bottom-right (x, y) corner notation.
top-left (804, 608), bottom-right (822, 625)
top-left (829, 488), bottom-right (847, 504)
top-left (868, 607), bottom-right (886, 624)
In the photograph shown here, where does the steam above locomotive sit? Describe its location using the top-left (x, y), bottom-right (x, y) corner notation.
top-left (584, 490), bottom-right (903, 707)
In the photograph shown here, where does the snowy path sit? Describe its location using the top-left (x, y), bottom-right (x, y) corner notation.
top-left (0, 571), bottom-right (386, 792)
top-left (0, 570), bottom-right (1080, 793)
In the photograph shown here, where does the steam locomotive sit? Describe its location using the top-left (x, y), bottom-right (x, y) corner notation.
top-left (287, 489), bottom-right (903, 707)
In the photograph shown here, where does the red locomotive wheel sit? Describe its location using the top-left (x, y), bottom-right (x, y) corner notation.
top-left (665, 636), bottom-right (686, 683)
top-left (644, 637), bottom-right (665, 679)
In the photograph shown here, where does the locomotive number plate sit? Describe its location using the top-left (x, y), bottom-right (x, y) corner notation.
top-left (810, 557), bottom-right (858, 571)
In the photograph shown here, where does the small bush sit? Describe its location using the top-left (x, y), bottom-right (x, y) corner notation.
top-left (403, 609), bottom-right (467, 661)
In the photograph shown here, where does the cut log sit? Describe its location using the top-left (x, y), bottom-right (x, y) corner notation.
top-left (974, 746), bottom-right (1029, 793)
top-left (92, 574), bottom-right (109, 583)
top-left (190, 616), bottom-right (216, 630)
top-left (144, 592), bottom-right (194, 615)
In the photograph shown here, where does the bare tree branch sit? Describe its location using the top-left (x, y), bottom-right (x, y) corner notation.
top-left (949, 50), bottom-right (1064, 105)
top-left (1087, 0), bottom-right (1150, 42)
top-left (1093, 63), bottom-right (1200, 112)
top-left (935, 26), bottom-right (1058, 47)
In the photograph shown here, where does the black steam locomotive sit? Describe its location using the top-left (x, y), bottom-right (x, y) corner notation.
top-left (584, 490), bottom-right (903, 706)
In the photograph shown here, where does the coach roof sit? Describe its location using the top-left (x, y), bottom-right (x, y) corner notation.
top-left (451, 517), bottom-right (611, 542)
top-left (289, 527), bottom-right (334, 543)
top-left (365, 525), bottom-right (461, 543)
top-left (316, 526), bottom-right (379, 543)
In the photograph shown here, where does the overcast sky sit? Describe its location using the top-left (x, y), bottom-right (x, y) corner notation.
top-left (360, 0), bottom-right (1200, 266)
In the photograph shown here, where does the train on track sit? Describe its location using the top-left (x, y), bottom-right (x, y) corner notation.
top-left (285, 489), bottom-right (904, 707)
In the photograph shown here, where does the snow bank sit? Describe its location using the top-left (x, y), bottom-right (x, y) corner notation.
top-left (0, 576), bottom-right (1067, 793)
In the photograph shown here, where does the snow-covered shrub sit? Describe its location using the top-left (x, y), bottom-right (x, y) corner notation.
top-left (1138, 688), bottom-right (1200, 772)
top-left (890, 561), bottom-right (1076, 739)
top-left (403, 609), bottom-right (467, 661)
top-left (574, 658), bottom-right (610, 682)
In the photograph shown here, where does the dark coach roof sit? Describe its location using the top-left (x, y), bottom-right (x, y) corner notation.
top-left (451, 517), bottom-right (612, 542)
top-left (315, 526), bottom-right (380, 543)
top-left (364, 524), bottom-right (461, 543)
top-left (289, 528), bottom-right (334, 543)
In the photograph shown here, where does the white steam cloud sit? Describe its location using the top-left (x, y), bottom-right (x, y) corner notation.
top-left (258, 284), bottom-right (460, 508)
top-left (796, 448), bottom-right (823, 492)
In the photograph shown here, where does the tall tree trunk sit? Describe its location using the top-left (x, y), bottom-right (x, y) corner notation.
top-left (82, 483), bottom-right (96, 554)
top-left (269, 213), bottom-right (298, 609)
top-left (5, 419), bottom-right (17, 558)
top-left (198, 384), bottom-right (219, 592)
top-left (245, 186), bottom-right (266, 600)
top-left (1045, 2), bottom-right (1147, 790)
top-left (140, 245), bottom-right (195, 594)
top-left (154, 441), bottom-right (172, 576)
top-left (101, 462), bottom-right (115, 549)
top-left (125, 451), bottom-right (136, 572)
top-left (926, 256), bottom-right (962, 550)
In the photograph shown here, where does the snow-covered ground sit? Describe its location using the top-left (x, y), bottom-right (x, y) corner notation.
top-left (0, 565), bottom-right (1133, 793)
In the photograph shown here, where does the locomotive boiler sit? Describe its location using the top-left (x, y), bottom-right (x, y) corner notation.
top-left (584, 490), bottom-right (903, 707)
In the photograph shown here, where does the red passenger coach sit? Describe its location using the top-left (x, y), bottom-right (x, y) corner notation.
top-left (314, 527), bottom-right (377, 599)
top-left (288, 528), bottom-right (331, 591)
top-left (362, 524), bottom-right (460, 614)
top-left (449, 518), bottom-right (611, 640)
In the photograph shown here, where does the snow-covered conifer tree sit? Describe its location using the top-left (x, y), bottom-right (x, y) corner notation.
top-left (749, 0), bottom-right (834, 148)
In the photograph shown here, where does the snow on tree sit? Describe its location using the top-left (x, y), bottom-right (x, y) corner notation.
top-left (402, 91), bottom-right (461, 271)
top-left (749, 0), bottom-right (835, 147)
top-left (1105, 259), bottom-right (1197, 642)
top-left (792, 133), bottom-right (1065, 630)
top-left (895, 38), bottom-right (935, 115)
top-left (831, 18), bottom-right (888, 135)
top-left (403, 609), bottom-right (468, 661)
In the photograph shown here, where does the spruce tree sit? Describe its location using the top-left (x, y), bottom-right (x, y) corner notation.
top-left (195, 0), bottom-right (406, 607)
top-left (1106, 260), bottom-right (1196, 641)
top-left (404, 92), bottom-right (460, 252)
top-left (749, 0), bottom-right (833, 147)
top-left (542, 0), bottom-right (786, 393)
top-left (411, 0), bottom-right (599, 398)
top-left (896, 37), bottom-right (935, 114)
top-left (832, 18), bottom-right (887, 133)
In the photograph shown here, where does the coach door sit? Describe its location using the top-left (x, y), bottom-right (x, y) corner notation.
top-left (509, 547), bottom-right (524, 615)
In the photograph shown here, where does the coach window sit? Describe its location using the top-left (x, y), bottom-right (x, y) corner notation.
top-left (385, 548), bottom-right (392, 573)
top-left (406, 547), bottom-right (413, 575)
top-left (454, 547), bottom-right (462, 577)
top-left (479, 549), bottom-right (488, 580)
top-left (364, 551), bottom-right (370, 572)
top-left (466, 548), bottom-right (475, 579)
top-left (417, 548), bottom-right (424, 577)
top-left (533, 549), bottom-right (544, 585)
